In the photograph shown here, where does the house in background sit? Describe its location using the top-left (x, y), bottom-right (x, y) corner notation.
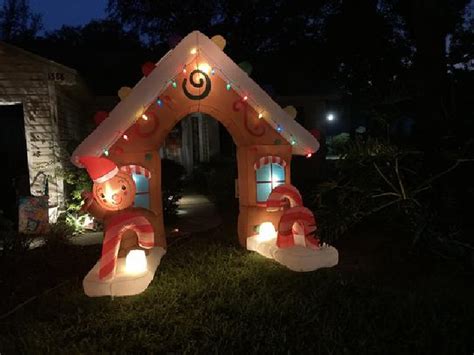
top-left (0, 41), bottom-right (91, 222)
top-left (159, 95), bottom-right (341, 175)
top-left (161, 113), bottom-right (220, 174)
top-left (93, 94), bottom-right (222, 175)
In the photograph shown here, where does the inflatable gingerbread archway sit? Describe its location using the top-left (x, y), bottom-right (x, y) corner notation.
top-left (72, 32), bottom-right (338, 297)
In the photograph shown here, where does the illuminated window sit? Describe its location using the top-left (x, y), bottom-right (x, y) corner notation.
top-left (132, 173), bottom-right (150, 208)
top-left (256, 163), bottom-right (285, 202)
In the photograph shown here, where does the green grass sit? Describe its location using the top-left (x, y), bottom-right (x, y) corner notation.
top-left (1, 224), bottom-right (473, 354)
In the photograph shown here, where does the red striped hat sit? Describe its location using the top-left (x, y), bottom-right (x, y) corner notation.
top-left (79, 156), bottom-right (119, 183)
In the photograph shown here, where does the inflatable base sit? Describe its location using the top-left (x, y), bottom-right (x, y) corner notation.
top-left (83, 247), bottom-right (166, 297)
top-left (247, 235), bottom-right (338, 272)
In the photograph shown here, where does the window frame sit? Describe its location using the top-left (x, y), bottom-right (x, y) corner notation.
top-left (256, 162), bottom-right (286, 203)
top-left (132, 172), bottom-right (150, 209)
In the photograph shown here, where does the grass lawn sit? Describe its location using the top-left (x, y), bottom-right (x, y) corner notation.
top-left (1, 218), bottom-right (473, 353)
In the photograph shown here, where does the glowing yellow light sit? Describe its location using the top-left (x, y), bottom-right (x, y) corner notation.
top-left (197, 62), bottom-right (211, 74)
top-left (125, 250), bottom-right (147, 274)
top-left (258, 113), bottom-right (263, 119)
top-left (243, 95), bottom-right (248, 101)
top-left (103, 183), bottom-right (116, 201)
top-left (272, 176), bottom-right (281, 184)
top-left (123, 134), bottom-right (129, 141)
top-left (142, 114), bottom-right (148, 121)
top-left (258, 222), bottom-right (277, 241)
top-left (190, 47), bottom-right (197, 55)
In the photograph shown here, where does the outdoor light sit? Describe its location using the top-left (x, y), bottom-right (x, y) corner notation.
top-left (197, 63), bottom-right (211, 74)
top-left (123, 134), bottom-right (129, 141)
top-left (103, 149), bottom-right (109, 156)
top-left (125, 250), bottom-right (147, 274)
top-left (141, 114), bottom-right (148, 121)
top-left (190, 47), bottom-right (197, 55)
top-left (157, 98), bottom-right (163, 106)
top-left (258, 113), bottom-right (263, 119)
top-left (326, 113), bottom-right (335, 122)
top-left (258, 222), bottom-right (277, 241)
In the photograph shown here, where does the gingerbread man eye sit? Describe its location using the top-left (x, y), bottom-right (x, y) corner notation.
top-left (121, 185), bottom-right (126, 190)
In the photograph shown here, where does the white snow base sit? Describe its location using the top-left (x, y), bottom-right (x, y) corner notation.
top-left (83, 247), bottom-right (166, 297)
top-left (247, 235), bottom-right (338, 272)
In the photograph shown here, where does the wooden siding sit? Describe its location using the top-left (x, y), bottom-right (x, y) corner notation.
top-left (0, 42), bottom-right (90, 218)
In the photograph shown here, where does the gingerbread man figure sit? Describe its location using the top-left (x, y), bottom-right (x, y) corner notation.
top-left (79, 156), bottom-right (156, 280)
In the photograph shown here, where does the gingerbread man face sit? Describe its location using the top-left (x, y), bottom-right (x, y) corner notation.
top-left (92, 171), bottom-right (136, 211)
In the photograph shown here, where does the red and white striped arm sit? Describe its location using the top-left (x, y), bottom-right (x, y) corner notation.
top-left (99, 211), bottom-right (155, 280)
top-left (277, 206), bottom-right (320, 250)
top-left (253, 155), bottom-right (287, 170)
top-left (266, 184), bottom-right (303, 211)
top-left (119, 164), bottom-right (152, 179)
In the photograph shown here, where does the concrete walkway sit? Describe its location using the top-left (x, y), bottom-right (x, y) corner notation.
top-left (70, 194), bottom-right (220, 245)
top-left (174, 194), bottom-right (221, 235)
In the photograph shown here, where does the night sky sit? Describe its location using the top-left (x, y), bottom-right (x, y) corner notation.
top-left (27, 0), bottom-right (474, 32)
top-left (30, 0), bottom-right (107, 32)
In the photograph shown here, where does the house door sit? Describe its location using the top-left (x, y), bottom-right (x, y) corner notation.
top-left (0, 104), bottom-right (29, 224)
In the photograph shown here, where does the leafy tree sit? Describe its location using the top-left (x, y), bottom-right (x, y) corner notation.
top-left (0, 0), bottom-right (42, 42)
top-left (389, 0), bottom-right (471, 151)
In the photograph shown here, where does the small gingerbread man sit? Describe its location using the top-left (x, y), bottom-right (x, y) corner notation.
top-left (79, 156), bottom-right (155, 280)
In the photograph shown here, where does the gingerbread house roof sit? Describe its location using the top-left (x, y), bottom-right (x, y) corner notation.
top-left (72, 31), bottom-right (319, 165)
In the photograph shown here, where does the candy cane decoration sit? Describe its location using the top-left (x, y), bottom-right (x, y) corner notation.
top-left (99, 212), bottom-right (154, 280)
top-left (277, 206), bottom-right (320, 250)
top-left (253, 155), bottom-right (287, 170)
top-left (266, 184), bottom-right (303, 211)
top-left (120, 165), bottom-right (151, 178)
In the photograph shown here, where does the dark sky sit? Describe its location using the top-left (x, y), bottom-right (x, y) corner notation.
top-left (30, 0), bottom-right (107, 32)
top-left (29, 0), bottom-right (474, 32)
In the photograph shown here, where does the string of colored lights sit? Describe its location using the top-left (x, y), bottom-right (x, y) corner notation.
top-left (101, 45), bottom-right (311, 157)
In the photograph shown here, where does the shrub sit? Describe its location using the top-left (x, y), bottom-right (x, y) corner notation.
top-left (310, 135), bottom-right (474, 266)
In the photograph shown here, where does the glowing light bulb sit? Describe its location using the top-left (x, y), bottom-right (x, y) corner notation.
top-left (276, 125), bottom-right (282, 133)
top-left (327, 113), bottom-right (335, 121)
top-left (197, 63), bottom-right (211, 74)
top-left (271, 175), bottom-right (280, 184)
top-left (226, 82), bottom-right (231, 90)
top-left (211, 68), bottom-right (216, 75)
top-left (103, 183), bottom-right (115, 201)
top-left (291, 138), bottom-right (296, 145)
top-left (123, 134), bottom-right (129, 141)
top-left (142, 114), bottom-right (148, 121)
top-left (103, 149), bottom-right (109, 156)
top-left (243, 95), bottom-right (248, 101)
top-left (258, 222), bottom-right (276, 241)
top-left (258, 113), bottom-right (263, 119)
top-left (182, 66), bottom-right (187, 74)
top-left (157, 98), bottom-right (163, 107)
top-left (190, 47), bottom-right (197, 55)
top-left (306, 153), bottom-right (312, 158)
top-left (171, 80), bottom-right (177, 88)
top-left (125, 249), bottom-right (147, 274)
